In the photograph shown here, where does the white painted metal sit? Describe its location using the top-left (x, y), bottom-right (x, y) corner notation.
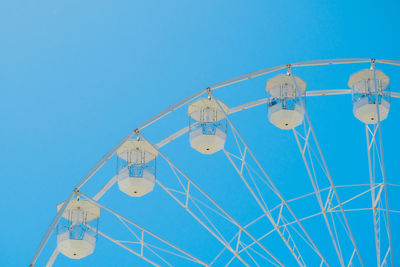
top-left (293, 128), bottom-right (347, 266)
top-left (93, 175), bottom-right (118, 201)
top-left (306, 89), bottom-right (352, 97)
top-left (290, 72), bottom-right (364, 266)
top-left (268, 103), bottom-right (305, 130)
top-left (45, 250), bottom-right (58, 267)
top-left (32, 58), bottom-right (400, 267)
top-left (30, 89), bottom-right (206, 267)
top-left (79, 192), bottom-right (210, 266)
top-left (153, 180), bottom-right (253, 266)
top-left (117, 139), bottom-right (158, 164)
top-left (56, 199), bottom-right (100, 260)
top-left (354, 98), bottom-right (390, 124)
top-left (348, 69), bottom-right (390, 90)
top-left (157, 126), bottom-right (191, 148)
top-left (189, 127), bottom-right (226, 154)
top-left (188, 98), bottom-right (228, 154)
top-left (188, 98), bottom-right (229, 122)
top-left (56, 199), bottom-right (100, 223)
top-left (57, 232), bottom-right (96, 259)
top-left (209, 58), bottom-right (374, 91)
top-left (138, 132), bottom-right (285, 266)
top-left (90, 134), bottom-right (189, 211)
top-left (212, 94), bottom-right (329, 266)
top-left (223, 148), bottom-right (307, 267)
top-left (117, 167), bottom-right (155, 197)
top-left (31, 191), bottom-right (75, 267)
top-left (349, 69), bottom-right (391, 124)
top-left (266, 74), bottom-right (306, 129)
top-left (390, 91), bottom-right (400, 98)
top-left (116, 139), bottom-right (157, 197)
top-left (239, 184), bottom-right (400, 252)
top-left (266, 74), bottom-right (306, 97)
top-left (89, 226), bottom-right (160, 267)
top-left (365, 64), bottom-right (394, 266)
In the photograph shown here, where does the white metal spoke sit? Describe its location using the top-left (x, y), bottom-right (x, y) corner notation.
top-left (116, 217), bottom-right (175, 264)
top-left (210, 231), bottom-right (239, 265)
top-left (240, 243), bottom-right (261, 267)
top-left (212, 93), bottom-right (329, 266)
top-left (32, 58), bottom-right (400, 266)
top-left (365, 113), bottom-right (393, 267)
top-left (30, 89), bottom-right (208, 266)
top-left (347, 249), bottom-right (356, 267)
top-left (138, 132), bottom-right (285, 267)
top-left (380, 247), bottom-right (391, 267)
top-left (293, 117), bottom-right (363, 266)
top-left (372, 63), bottom-right (394, 266)
top-left (244, 244), bottom-right (281, 267)
top-left (155, 179), bottom-right (239, 258)
top-left (293, 128), bottom-right (349, 266)
top-left (329, 185), bottom-right (380, 211)
top-left (143, 245), bottom-right (173, 267)
top-left (93, 175), bottom-right (118, 201)
top-left (239, 182), bottom-right (400, 262)
top-left (289, 70), bottom-right (364, 266)
top-left (223, 147), bottom-right (306, 267)
top-left (190, 197), bottom-right (230, 245)
top-left (79, 192), bottom-right (208, 266)
top-left (90, 226), bottom-right (160, 267)
top-left (45, 249), bottom-right (58, 267)
top-left (146, 243), bottom-right (200, 265)
top-left (167, 188), bottom-right (233, 222)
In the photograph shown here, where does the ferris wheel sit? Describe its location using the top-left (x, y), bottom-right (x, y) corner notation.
top-left (30, 58), bottom-right (400, 267)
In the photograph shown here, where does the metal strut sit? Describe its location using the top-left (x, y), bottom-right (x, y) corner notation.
top-left (137, 131), bottom-right (285, 266)
top-left (289, 71), bottom-right (364, 267)
top-left (32, 58), bottom-right (400, 265)
top-left (365, 64), bottom-right (394, 267)
top-left (211, 93), bottom-right (330, 266)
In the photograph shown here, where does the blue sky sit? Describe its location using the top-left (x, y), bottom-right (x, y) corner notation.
top-left (0, 0), bottom-right (399, 266)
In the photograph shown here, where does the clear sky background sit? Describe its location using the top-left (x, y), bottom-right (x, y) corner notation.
top-left (0, 0), bottom-right (400, 266)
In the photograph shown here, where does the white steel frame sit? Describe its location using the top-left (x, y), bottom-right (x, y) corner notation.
top-left (287, 68), bottom-right (364, 266)
top-left (212, 92), bottom-right (328, 267)
top-left (31, 58), bottom-right (400, 267)
top-left (137, 131), bottom-right (284, 266)
top-left (364, 62), bottom-right (394, 267)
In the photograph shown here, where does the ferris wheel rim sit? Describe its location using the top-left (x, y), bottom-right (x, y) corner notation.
top-left (31, 58), bottom-right (400, 267)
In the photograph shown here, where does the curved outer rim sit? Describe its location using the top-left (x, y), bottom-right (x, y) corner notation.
top-left (31, 58), bottom-right (400, 266)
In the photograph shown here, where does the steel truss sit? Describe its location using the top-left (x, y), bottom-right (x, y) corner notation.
top-left (289, 70), bottom-right (363, 266)
top-left (245, 184), bottom-right (400, 236)
top-left (363, 63), bottom-right (394, 267)
top-left (217, 184), bottom-right (400, 266)
top-left (365, 123), bottom-right (393, 267)
top-left (80, 192), bottom-right (209, 266)
top-left (137, 132), bottom-right (284, 266)
top-left (211, 92), bottom-right (329, 266)
top-left (47, 190), bottom-right (211, 266)
top-left (31, 58), bottom-right (400, 267)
